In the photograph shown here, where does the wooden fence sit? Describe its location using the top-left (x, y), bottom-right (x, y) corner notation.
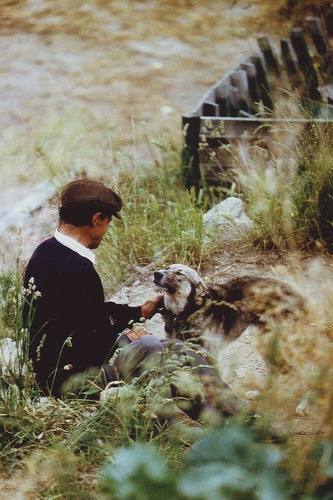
top-left (182, 8), bottom-right (333, 191)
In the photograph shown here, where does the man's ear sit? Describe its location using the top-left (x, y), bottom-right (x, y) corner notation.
top-left (91, 212), bottom-right (103, 226)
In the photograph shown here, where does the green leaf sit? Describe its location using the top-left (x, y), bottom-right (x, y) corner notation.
top-left (101, 443), bottom-right (180, 500)
top-left (179, 427), bottom-right (293, 500)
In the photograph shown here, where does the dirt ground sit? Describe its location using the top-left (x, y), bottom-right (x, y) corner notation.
top-left (0, 0), bottom-right (291, 149)
top-left (0, 0), bottom-right (332, 495)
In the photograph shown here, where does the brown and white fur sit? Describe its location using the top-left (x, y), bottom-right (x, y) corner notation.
top-left (153, 264), bottom-right (310, 416)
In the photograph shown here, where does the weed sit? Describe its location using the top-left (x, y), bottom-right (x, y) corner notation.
top-left (97, 147), bottom-right (212, 294)
top-left (293, 122), bottom-right (333, 251)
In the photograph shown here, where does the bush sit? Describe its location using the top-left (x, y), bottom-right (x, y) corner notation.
top-left (234, 117), bottom-right (333, 252)
top-left (101, 427), bottom-right (294, 500)
top-left (293, 123), bottom-right (333, 251)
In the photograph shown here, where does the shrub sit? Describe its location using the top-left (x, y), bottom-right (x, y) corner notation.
top-left (293, 123), bottom-right (333, 251)
top-left (101, 427), bottom-right (294, 500)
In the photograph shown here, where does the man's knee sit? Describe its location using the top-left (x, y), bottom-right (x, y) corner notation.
top-left (113, 335), bottom-right (163, 383)
top-left (134, 334), bottom-right (162, 352)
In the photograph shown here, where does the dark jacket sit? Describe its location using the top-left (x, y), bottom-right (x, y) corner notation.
top-left (23, 237), bottom-right (141, 395)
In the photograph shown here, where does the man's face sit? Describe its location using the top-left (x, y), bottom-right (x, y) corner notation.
top-left (88, 215), bottom-right (112, 249)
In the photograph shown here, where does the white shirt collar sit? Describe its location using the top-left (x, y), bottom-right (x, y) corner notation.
top-left (54, 229), bottom-right (96, 264)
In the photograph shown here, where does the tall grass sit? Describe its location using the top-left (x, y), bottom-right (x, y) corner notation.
top-left (0, 267), bottom-right (38, 412)
top-left (293, 122), bottom-right (333, 251)
top-left (234, 115), bottom-right (333, 252)
top-left (96, 138), bottom-right (212, 294)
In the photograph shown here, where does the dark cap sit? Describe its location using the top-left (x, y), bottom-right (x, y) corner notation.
top-left (60, 179), bottom-right (122, 219)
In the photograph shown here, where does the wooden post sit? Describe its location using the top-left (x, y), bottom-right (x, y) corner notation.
top-left (181, 114), bottom-right (201, 191)
top-left (306, 16), bottom-right (333, 79)
top-left (258, 35), bottom-right (281, 76)
top-left (231, 69), bottom-right (250, 114)
top-left (250, 54), bottom-right (273, 111)
top-left (306, 16), bottom-right (329, 55)
top-left (241, 61), bottom-right (260, 111)
top-left (290, 27), bottom-right (321, 101)
top-left (324, 2), bottom-right (333, 36)
top-left (202, 102), bottom-right (219, 117)
top-left (216, 82), bottom-right (239, 117)
top-left (280, 38), bottom-right (303, 89)
top-left (280, 39), bottom-right (298, 76)
top-left (216, 96), bottom-right (231, 117)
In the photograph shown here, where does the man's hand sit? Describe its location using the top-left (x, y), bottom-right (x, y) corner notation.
top-left (122, 327), bottom-right (151, 341)
top-left (141, 294), bottom-right (164, 319)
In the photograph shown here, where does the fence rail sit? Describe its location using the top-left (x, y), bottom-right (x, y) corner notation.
top-left (182, 7), bottom-right (333, 191)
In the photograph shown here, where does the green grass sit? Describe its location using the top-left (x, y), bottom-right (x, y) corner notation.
top-left (232, 112), bottom-right (333, 253)
top-left (292, 122), bottom-right (333, 251)
top-left (94, 135), bottom-right (213, 294)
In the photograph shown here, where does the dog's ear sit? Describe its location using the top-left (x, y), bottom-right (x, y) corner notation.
top-left (194, 280), bottom-right (210, 307)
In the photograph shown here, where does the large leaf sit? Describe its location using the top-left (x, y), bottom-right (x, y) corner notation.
top-left (101, 443), bottom-right (180, 500)
top-left (179, 427), bottom-right (293, 500)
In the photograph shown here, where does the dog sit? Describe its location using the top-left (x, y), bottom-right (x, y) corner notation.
top-left (153, 264), bottom-right (310, 415)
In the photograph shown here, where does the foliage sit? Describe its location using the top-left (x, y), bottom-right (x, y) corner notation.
top-left (0, 268), bottom-right (38, 411)
top-left (101, 426), bottom-right (294, 500)
top-left (292, 123), bottom-right (333, 251)
top-left (101, 443), bottom-right (180, 500)
top-left (233, 112), bottom-right (333, 252)
top-left (236, 144), bottom-right (295, 250)
top-left (96, 139), bottom-right (212, 294)
top-left (180, 426), bottom-right (293, 500)
top-left (312, 440), bottom-right (333, 499)
top-left (101, 428), bottom-right (333, 500)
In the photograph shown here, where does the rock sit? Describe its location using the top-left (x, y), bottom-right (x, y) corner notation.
top-left (203, 196), bottom-right (254, 241)
top-left (0, 337), bottom-right (27, 376)
top-left (0, 180), bottom-right (56, 236)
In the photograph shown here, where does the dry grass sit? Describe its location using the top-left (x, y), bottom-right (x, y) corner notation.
top-left (199, 249), bottom-right (333, 493)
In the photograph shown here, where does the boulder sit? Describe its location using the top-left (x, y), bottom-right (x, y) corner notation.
top-left (203, 196), bottom-right (254, 241)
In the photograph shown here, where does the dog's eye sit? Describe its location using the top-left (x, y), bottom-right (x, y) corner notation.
top-left (176, 270), bottom-right (185, 276)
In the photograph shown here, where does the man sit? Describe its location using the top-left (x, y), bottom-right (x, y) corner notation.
top-left (23, 178), bottom-right (239, 419)
top-left (23, 178), bottom-right (163, 396)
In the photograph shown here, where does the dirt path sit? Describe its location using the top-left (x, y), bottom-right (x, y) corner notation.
top-left (0, 1), bottom-right (284, 147)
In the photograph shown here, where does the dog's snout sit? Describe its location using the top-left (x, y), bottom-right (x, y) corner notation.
top-left (153, 270), bottom-right (164, 282)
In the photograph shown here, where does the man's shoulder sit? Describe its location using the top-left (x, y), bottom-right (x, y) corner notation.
top-left (30, 237), bottom-right (91, 265)
top-left (35, 236), bottom-right (57, 249)
top-left (33, 236), bottom-right (65, 255)
top-left (24, 237), bottom-right (98, 291)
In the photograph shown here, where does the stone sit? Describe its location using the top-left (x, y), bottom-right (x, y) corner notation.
top-left (203, 196), bottom-right (254, 241)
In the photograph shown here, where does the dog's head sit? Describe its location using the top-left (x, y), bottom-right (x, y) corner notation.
top-left (153, 264), bottom-right (209, 317)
